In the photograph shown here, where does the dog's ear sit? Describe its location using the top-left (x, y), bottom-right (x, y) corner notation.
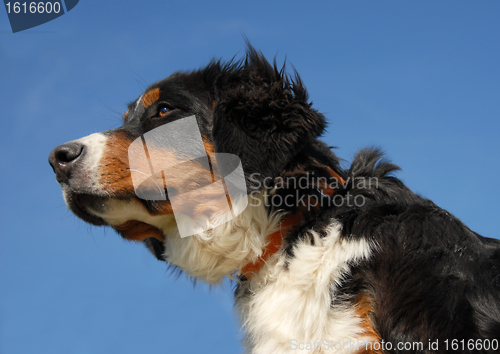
top-left (211, 46), bottom-right (326, 191)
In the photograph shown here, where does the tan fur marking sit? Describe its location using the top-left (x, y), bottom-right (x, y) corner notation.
top-left (99, 131), bottom-right (138, 197)
top-left (99, 132), bottom-right (175, 217)
top-left (100, 132), bottom-right (228, 221)
top-left (354, 294), bottom-right (383, 354)
top-left (142, 87), bottom-right (161, 108)
top-left (160, 156), bottom-right (228, 218)
top-left (114, 220), bottom-right (165, 241)
top-left (203, 140), bottom-right (215, 154)
top-left (148, 202), bottom-right (174, 216)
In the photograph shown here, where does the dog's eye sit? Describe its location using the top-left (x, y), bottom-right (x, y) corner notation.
top-left (157, 105), bottom-right (171, 117)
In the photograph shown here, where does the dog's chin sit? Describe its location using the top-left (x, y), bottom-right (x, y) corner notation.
top-left (63, 190), bottom-right (109, 226)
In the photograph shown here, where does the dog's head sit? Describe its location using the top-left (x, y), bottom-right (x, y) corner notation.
top-left (49, 47), bottom-right (342, 266)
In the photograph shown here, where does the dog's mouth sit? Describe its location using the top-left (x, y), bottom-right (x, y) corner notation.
top-left (64, 191), bottom-right (108, 226)
top-left (64, 189), bottom-right (168, 260)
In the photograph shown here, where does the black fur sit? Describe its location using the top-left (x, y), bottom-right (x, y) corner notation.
top-left (206, 48), bottom-right (500, 347)
top-left (212, 47), bottom-right (328, 192)
top-left (299, 148), bottom-right (500, 350)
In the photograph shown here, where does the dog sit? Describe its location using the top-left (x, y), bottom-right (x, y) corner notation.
top-left (49, 46), bottom-right (500, 353)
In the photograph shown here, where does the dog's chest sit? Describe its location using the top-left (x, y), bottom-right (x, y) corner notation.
top-left (236, 225), bottom-right (376, 354)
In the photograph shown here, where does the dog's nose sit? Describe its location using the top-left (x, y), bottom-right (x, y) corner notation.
top-left (49, 142), bottom-right (84, 182)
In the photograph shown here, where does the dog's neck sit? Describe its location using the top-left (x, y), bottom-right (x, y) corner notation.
top-left (240, 212), bottom-right (302, 280)
top-left (162, 161), bottom-right (346, 284)
top-left (162, 192), bottom-right (284, 284)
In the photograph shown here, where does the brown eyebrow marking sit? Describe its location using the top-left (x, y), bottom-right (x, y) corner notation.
top-left (142, 88), bottom-right (161, 108)
top-left (123, 110), bottom-right (129, 121)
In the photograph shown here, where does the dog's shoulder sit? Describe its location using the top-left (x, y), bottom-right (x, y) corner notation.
top-left (314, 148), bottom-right (500, 342)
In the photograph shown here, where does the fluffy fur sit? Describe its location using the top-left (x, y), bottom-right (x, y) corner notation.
top-left (49, 46), bottom-right (500, 353)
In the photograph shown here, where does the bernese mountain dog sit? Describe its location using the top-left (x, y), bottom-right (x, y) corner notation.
top-left (49, 46), bottom-right (500, 353)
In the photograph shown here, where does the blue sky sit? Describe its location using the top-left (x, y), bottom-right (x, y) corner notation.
top-left (1, 1), bottom-right (499, 353)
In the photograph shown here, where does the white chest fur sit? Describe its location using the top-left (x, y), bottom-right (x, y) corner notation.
top-left (236, 224), bottom-right (375, 354)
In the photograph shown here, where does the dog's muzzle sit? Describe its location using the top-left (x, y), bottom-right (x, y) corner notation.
top-left (48, 142), bottom-right (85, 183)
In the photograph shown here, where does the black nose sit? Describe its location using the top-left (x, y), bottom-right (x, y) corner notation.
top-left (49, 142), bottom-right (84, 182)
